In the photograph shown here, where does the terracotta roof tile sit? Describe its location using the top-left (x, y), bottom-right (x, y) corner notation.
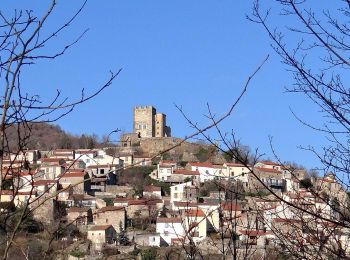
top-left (157, 217), bottom-right (182, 223)
top-left (89, 225), bottom-right (112, 231)
top-left (173, 169), bottom-right (200, 175)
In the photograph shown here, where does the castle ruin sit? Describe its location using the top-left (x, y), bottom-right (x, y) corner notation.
top-left (133, 106), bottom-right (171, 138)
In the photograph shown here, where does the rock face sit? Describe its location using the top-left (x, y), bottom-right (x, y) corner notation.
top-left (113, 136), bottom-right (225, 163)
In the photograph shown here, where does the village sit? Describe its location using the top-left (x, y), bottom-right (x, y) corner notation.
top-left (1, 106), bottom-right (349, 259)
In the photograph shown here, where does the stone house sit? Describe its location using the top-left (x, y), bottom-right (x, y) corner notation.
top-left (143, 185), bottom-right (162, 198)
top-left (133, 154), bottom-right (152, 166)
top-left (223, 163), bottom-right (250, 182)
top-left (40, 158), bottom-right (66, 179)
top-left (67, 194), bottom-right (96, 208)
top-left (248, 167), bottom-right (284, 192)
top-left (57, 170), bottom-right (90, 194)
top-left (0, 190), bottom-right (14, 203)
top-left (239, 229), bottom-right (273, 246)
top-left (94, 206), bottom-right (126, 232)
top-left (113, 198), bottom-right (163, 220)
top-left (133, 232), bottom-right (160, 247)
top-left (172, 169), bottom-right (200, 183)
top-left (155, 160), bottom-right (177, 181)
top-left (183, 208), bottom-right (207, 243)
top-left (87, 225), bottom-right (116, 250)
top-left (14, 190), bottom-right (37, 207)
top-left (66, 207), bottom-right (93, 225)
top-left (8, 150), bottom-right (39, 164)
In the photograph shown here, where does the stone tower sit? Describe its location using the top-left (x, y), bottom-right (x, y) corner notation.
top-left (155, 113), bottom-right (165, 137)
top-left (133, 106), bottom-right (171, 138)
top-left (133, 106), bottom-right (156, 138)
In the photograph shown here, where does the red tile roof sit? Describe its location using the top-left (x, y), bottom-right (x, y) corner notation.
top-left (144, 185), bottom-right (161, 192)
top-left (173, 201), bottom-right (198, 208)
top-left (89, 225), bottom-right (112, 231)
top-left (240, 230), bottom-right (272, 236)
top-left (41, 158), bottom-right (66, 163)
top-left (98, 206), bottom-right (124, 213)
top-left (273, 218), bottom-right (303, 224)
top-left (58, 172), bottom-right (86, 178)
top-left (87, 164), bottom-right (117, 169)
top-left (157, 217), bottom-right (182, 223)
top-left (259, 161), bottom-right (281, 166)
top-left (173, 169), bottom-right (200, 175)
top-left (221, 203), bottom-right (241, 211)
top-left (254, 167), bottom-right (281, 174)
top-left (225, 163), bottom-right (250, 167)
top-left (184, 209), bottom-right (206, 218)
top-left (75, 150), bottom-right (96, 154)
top-left (33, 180), bottom-right (57, 186)
top-left (17, 191), bottom-right (37, 196)
top-left (67, 207), bottom-right (90, 213)
top-left (0, 190), bottom-right (13, 195)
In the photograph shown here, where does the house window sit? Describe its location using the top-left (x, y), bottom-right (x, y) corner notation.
top-left (86, 159), bottom-right (90, 163)
top-left (174, 193), bottom-right (178, 199)
top-left (100, 169), bottom-right (105, 174)
top-left (175, 187), bottom-right (177, 191)
top-left (106, 219), bottom-right (108, 223)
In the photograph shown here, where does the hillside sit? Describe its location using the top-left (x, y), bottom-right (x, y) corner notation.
top-left (5, 123), bottom-right (102, 151)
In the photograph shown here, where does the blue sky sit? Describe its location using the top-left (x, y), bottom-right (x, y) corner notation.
top-left (2, 1), bottom-right (331, 169)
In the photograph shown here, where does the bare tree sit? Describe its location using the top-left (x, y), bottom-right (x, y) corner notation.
top-left (0, 1), bottom-right (121, 259)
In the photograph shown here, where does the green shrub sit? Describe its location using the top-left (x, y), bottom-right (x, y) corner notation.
top-left (70, 250), bottom-right (85, 258)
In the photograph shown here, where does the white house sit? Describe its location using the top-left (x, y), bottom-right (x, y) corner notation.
top-left (170, 181), bottom-right (197, 208)
top-left (75, 150), bottom-right (98, 167)
top-left (223, 163), bottom-right (250, 182)
top-left (156, 217), bottom-right (184, 246)
top-left (157, 161), bottom-right (177, 181)
top-left (188, 162), bottom-right (223, 182)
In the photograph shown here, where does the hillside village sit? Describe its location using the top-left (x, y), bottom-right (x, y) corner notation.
top-left (1, 106), bottom-right (350, 259)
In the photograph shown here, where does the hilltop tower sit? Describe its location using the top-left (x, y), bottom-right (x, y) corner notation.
top-left (133, 106), bottom-right (171, 138)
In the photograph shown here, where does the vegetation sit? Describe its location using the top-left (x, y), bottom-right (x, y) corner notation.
top-left (299, 178), bottom-right (313, 189)
top-left (5, 122), bottom-right (113, 151)
top-left (141, 248), bottom-right (157, 260)
top-left (70, 250), bottom-right (86, 258)
top-left (195, 147), bottom-right (211, 162)
top-left (103, 198), bottom-right (114, 206)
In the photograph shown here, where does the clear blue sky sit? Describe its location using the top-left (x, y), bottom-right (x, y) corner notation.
top-left (2, 1), bottom-right (330, 170)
